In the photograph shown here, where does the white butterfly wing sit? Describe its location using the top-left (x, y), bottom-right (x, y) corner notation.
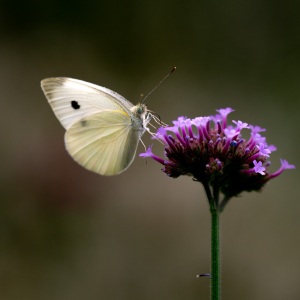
top-left (65, 110), bottom-right (142, 175)
top-left (41, 77), bottom-right (134, 129)
top-left (41, 77), bottom-right (146, 176)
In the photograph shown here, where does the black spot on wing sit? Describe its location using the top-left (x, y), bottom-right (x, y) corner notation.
top-left (71, 100), bottom-right (80, 110)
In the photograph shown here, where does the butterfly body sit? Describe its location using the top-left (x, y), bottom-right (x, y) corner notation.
top-left (41, 77), bottom-right (151, 176)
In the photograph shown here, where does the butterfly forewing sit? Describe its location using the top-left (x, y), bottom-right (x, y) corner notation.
top-left (65, 110), bottom-right (142, 175)
top-left (41, 77), bottom-right (134, 130)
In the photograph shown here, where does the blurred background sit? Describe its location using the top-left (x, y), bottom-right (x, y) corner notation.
top-left (0, 0), bottom-right (299, 299)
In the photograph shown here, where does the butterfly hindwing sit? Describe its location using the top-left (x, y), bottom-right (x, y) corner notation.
top-left (65, 110), bottom-right (141, 175)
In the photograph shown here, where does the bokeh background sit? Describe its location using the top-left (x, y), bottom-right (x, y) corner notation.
top-left (1, 0), bottom-right (299, 299)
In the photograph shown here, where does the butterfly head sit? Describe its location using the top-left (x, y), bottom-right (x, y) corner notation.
top-left (130, 103), bottom-right (147, 118)
top-left (130, 103), bottom-right (152, 132)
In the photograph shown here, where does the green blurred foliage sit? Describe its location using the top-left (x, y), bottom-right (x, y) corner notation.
top-left (0, 0), bottom-right (299, 299)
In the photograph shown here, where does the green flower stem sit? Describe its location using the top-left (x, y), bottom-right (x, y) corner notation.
top-left (210, 206), bottom-right (221, 300)
top-left (202, 182), bottom-right (221, 299)
top-left (220, 195), bottom-right (231, 212)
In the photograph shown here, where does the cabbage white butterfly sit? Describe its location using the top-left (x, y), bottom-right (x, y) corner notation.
top-left (41, 77), bottom-right (152, 176)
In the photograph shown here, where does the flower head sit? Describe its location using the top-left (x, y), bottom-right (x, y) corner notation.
top-left (140, 108), bottom-right (295, 207)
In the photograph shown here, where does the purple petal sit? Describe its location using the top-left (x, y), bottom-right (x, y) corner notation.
top-left (253, 160), bottom-right (266, 175)
top-left (256, 143), bottom-right (271, 157)
top-left (267, 159), bottom-right (295, 179)
top-left (232, 120), bottom-right (250, 131)
top-left (139, 146), bottom-right (154, 158)
top-left (280, 159), bottom-right (296, 170)
top-left (139, 146), bottom-right (166, 165)
top-left (216, 107), bottom-right (235, 118)
top-left (249, 125), bottom-right (266, 134)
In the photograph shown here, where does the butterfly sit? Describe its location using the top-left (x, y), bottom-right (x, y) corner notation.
top-left (41, 78), bottom-right (152, 176)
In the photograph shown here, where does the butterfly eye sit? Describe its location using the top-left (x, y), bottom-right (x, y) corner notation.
top-left (137, 107), bottom-right (143, 114)
top-left (71, 100), bottom-right (80, 110)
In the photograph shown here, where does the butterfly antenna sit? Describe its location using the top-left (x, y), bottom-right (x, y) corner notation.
top-left (141, 67), bottom-right (176, 104)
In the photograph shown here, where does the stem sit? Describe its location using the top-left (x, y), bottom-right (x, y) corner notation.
top-left (203, 181), bottom-right (214, 207)
top-left (213, 185), bottom-right (220, 208)
top-left (219, 195), bottom-right (231, 212)
top-left (210, 206), bottom-right (221, 300)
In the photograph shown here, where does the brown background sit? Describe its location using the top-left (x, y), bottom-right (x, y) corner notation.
top-left (0, 0), bottom-right (299, 299)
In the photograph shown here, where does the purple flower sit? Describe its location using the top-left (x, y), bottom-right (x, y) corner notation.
top-left (232, 120), bottom-right (250, 132)
top-left (139, 145), bottom-right (165, 165)
top-left (253, 160), bottom-right (266, 175)
top-left (140, 108), bottom-right (295, 207)
top-left (267, 159), bottom-right (295, 179)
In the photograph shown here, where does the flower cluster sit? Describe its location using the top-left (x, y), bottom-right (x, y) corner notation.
top-left (140, 108), bottom-right (295, 208)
